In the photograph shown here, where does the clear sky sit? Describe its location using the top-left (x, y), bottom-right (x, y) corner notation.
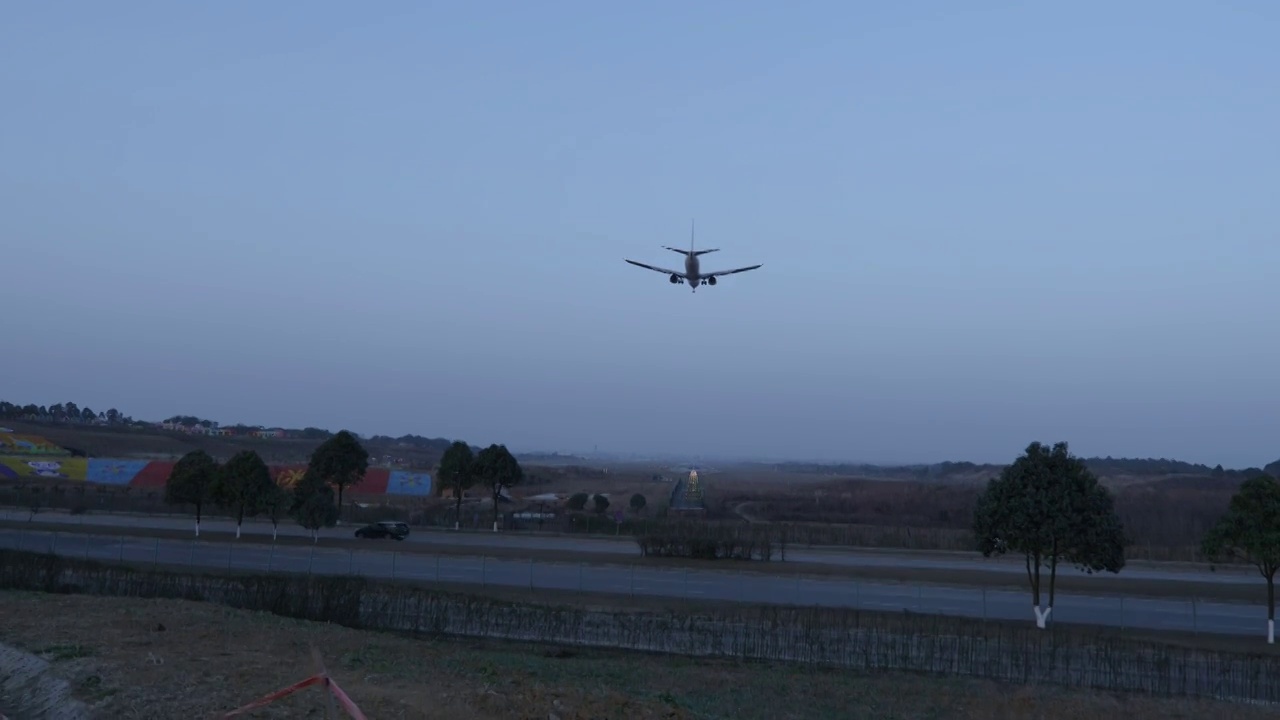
top-left (2, 2), bottom-right (1278, 467)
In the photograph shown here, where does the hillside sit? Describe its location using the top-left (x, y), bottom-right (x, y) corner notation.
top-left (3, 397), bottom-right (1277, 482)
top-left (0, 420), bottom-right (449, 469)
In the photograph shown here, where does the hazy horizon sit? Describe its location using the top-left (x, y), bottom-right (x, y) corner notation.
top-left (4, 3), bottom-right (1278, 469)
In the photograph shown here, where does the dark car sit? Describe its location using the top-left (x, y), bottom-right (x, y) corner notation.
top-left (354, 521), bottom-right (410, 540)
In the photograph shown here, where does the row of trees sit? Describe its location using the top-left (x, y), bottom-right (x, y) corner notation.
top-left (0, 400), bottom-right (134, 425)
top-left (973, 441), bottom-right (1280, 643)
top-left (0, 399), bottom-right (335, 440)
top-left (565, 492), bottom-right (647, 515)
top-left (164, 429), bottom-right (369, 540)
top-left (437, 441), bottom-right (524, 531)
top-left (161, 415), bottom-right (334, 439)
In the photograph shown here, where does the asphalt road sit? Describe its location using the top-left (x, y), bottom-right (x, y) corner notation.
top-left (0, 527), bottom-right (1270, 639)
top-left (3, 508), bottom-right (1259, 586)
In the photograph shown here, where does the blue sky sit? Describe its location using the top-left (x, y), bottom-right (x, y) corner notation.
top-left (2, 2), bottom-right (1278, 467)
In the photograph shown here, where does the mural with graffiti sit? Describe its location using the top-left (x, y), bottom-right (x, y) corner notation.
top-left (84, 459), bottom-right (153, 486)
top-left (129, 461), bottom-right (174, 489)
top-left (0, 456), bottom-right (87, 480)
top-left (0, 433), bottom-right (66, 455)
top-left (388, 470), bottom-right (432, 496)
top-left (0, 456), bottom-right (432, 497)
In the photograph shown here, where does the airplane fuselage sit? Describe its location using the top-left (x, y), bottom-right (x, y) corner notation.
top-left (685, 253), bottom-right (700, 290)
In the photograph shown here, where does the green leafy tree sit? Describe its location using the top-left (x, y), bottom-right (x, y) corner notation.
top-left (567, 492), bottom-right (589, 511)
top-left (475, 443), bottom-right (523, 532)
top-left (1201, 473), bottom-right (1280, 644)
top-left (629, 493), bottom-right (647, 513)
top-left (290, 467), bottom-right (339, 542)
top-left (972, 441), bottom-right (1127, 629)
top-left (306, 429), bottom-right (369, 522)
top-left (164, 450), bottom-right (219, 537)
top-left (592, 493), bottom-right (610, 514)
top-left (437, 440), bottom-right (476, 531)
top-left (212, 450), bottom-right (275, 539)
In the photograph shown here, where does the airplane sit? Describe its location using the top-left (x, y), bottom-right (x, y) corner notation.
top-left (624, 221), bottom-right (762, 292)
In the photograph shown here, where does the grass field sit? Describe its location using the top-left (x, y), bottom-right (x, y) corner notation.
top-left (2, 591), bottom-right (1276, 719)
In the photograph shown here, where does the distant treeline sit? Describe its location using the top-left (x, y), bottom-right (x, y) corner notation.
top-left (0, 400), bottom-right (456, 451)
top-left (756, 456), bottom-right (1280, 479)
top-left (0, 400), bottom-right (138, 426)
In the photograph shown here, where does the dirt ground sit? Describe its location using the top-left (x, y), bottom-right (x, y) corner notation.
top-left (0, 591), bottom-right (1274, 720)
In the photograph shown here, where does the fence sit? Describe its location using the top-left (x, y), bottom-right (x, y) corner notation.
top-left (0, 528), bottom-right (1268, 640)
top-left (1, 548), bottom-right (1278, 706)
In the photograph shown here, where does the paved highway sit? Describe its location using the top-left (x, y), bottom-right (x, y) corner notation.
top-left (3, 508), bottom-right (1258, 586)
top-left (0, 527), bottom-right (1270, 639)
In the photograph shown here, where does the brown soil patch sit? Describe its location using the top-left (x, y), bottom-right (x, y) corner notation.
top-left (0, 591), bottom-right (1275, 720)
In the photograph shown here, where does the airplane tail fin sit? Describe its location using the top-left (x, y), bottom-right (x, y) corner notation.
top-left (688, 219), bottom-right (718, 255)
top-left (665, 219), bottom-right (717, 255)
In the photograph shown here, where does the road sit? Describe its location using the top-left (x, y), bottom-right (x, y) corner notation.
top-left (4, 508), bottom-right (1259, 586)
top-left (0, 527), bottom-right (1270, 639)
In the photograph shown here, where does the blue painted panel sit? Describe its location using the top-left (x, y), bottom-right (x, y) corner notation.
top-left (86, 459), bottom-right (151, 486)
top-left (387, 470), bottom-right (432, 496)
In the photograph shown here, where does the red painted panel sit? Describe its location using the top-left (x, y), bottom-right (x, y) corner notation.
top-left (130, 461), bottom-right (174, 488)
top-left (350, 467), bottom-right (389, 495)
top-left (125, 461), bottom-right (392, 494)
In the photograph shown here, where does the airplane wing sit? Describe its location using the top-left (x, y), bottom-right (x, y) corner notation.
top-left (702, 264), bottom-right (762, 278)
top-left (625, 259), bottom-right (685, 278)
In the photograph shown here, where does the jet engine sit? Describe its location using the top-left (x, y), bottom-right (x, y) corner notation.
top-left (706, 276), bottom-right (717, 286)
top-left (669, 273), bottom-right (680, 284)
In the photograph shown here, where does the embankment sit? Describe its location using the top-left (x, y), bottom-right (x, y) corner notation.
top-left (0, 641), bottom-right (91, 720)
top-left (1, 549), bottom-right (1278, 707)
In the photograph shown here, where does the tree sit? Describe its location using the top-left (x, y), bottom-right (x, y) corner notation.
top-left (437, 440), bottom-right (476, 531)
top-left (972, 441), bottom-right (1127, 629)
top-left (567, 493), bottom-right (589, 511)
top-left (475, 444), bottom-right (523, 532)
top-left (305, 430), bottom-right (369, 522)
top-left (592, 494), bottom-right (610, 514)
top-left (290, 468), bottom-right (339, 541)
top-left (629, 493), bottom-right (647, 513)
top-left (164, 450), bottom-right (219, 537)
top-left (212, 450), bottom-right (275, 539)
top-left (260, 480), bottom-right (288, 541)
top-left (1202, 473), bottom-right (1280, 643)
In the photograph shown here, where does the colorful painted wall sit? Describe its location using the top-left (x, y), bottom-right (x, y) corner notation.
top-left (0, 433), bottom-right (66, 455)
top-left (0, 455), bottom-right (433, 497)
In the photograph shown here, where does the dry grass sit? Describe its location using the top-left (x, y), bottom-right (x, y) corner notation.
top-left (0, 591), bottom-right (1274, 720)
